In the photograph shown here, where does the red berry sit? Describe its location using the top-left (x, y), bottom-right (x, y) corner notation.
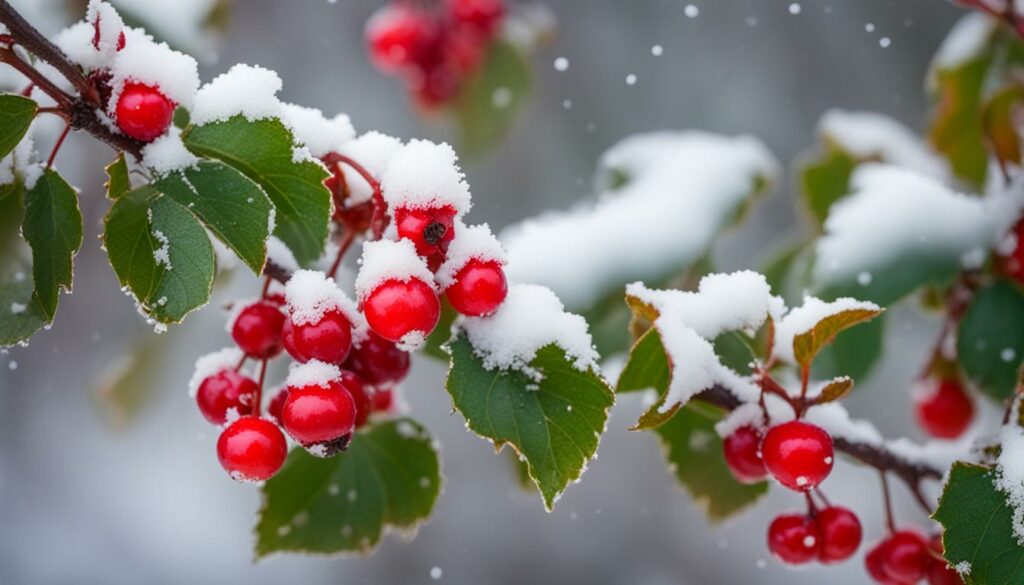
top-left (217, 417), bottom-right (287, 482)
top-left (866, 541), bottom-right (906, 585)
top-left (114, 82), bottom-right (175, 142)
top-left (767, 513), bottom-right (820, 565)
top-left (914, 377), bottom-right (974, 439)
top-left (395, 205), bottom-right (457, 259)
top-left (372, 387), bottom-right (396, 413)
top-left (815, 506), bottom-right (862, 563)
top-left (340, 370), bottom-right (372, 428)
top-left (268, 387), bottom-right (289, 425)
top-left (362, 278), bottom-right (441, 343)
top-left (928, 535), bottom-right (964, 585)
top-left (882, 530), bottom-right (931, 583)
top-left (281, 380), bottom-right (357, 456)
top-left (446, 259), bottom-right (508, 317)
top-left (446, 0), bottom-right (505, 36)
top-left (282, 309), bottom-right (353, 364)
top-left (722, 425), bottom-right (767, 484)
top-left (196, 370), bottom-right (258, 425)
top-left (997, 219), bottom-right (1024, 284)
top-left (231, 300), bottom-right (285, 359)
top-left (366, 4), bottom-right (438, 72)
top-left (343, 331), bottom-right (411, 386)
top-left (761, 420), bottom-right (834, 492)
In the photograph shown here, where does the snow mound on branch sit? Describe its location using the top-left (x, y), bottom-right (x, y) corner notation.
top-left (338, 131), bottom-right (403, 206)
top-left (772, 296), bottom-right (881, 363)
top-left (436, 223), bottom-right (507, 290)
top-left (142, 127), bottom-right (199, 174)
top-left (458, 283), bottom-right (598, 373)
top-left (814, 165), bottom-right (1014, 285)
top-left (281, 103), bottom-right (355, 159)
top-left (380, 140), bottom-right (471, 215)
top-left (354, 239), bottom-right (435, 303)
top-left (627, 271), bottom-right (778, 412)
top-left (284, 269), bottom-right (359, 328)
top-left (285, 360), bottom-right (340, 390)
top-left (192, 64), bottom-right (281, 125)
top-left (187, 346), bottom-right (242, 397)
top-left (818, 109), bottom-right (948, 180)
top-left (266, 236), bottom-right (299, 274)
top-left (501, 131), bottom-right (779, 310)
top-left (930, 12), bottom-right (996, 73)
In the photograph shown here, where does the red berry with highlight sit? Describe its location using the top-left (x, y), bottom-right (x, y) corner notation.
top-left (282, 309), bottom-right (353, 364)
top-left (815, 506), bottom-right (862, 563)
top-left (363, 278), bottom-right (440, 343)
top-left (761, 420), bottom-right (834, 492)
top-left (340, 370), bottom-right (373, 428)
top-left (366, 4), bottom-right (438, 72)
top-left (928, 535), bottom-right (964, 585)
top-left (281, 380), bottom-right (357, 456)
top-left (446, 259), bottom-right (508, 317)
top-left (767, 513), bottom-right (820, 565)
top-left (196, 370), bottom-right (258, 425)
top-left (395, 205), bottom-right (457, 259)
top-left (115, 82), bottom-right (175, 142)
top-left (231, 300), bottom-right (285, 359)
top-left (866, 541), bottom-right (903, 585)
top-left (343, 331), bottom-right (411, 386)
top-left (882, 530), bottom-right (930, 583)
top-left (268, 388), bottom-right (289, 425)
top-left (216, 417), bottom-right (287, 482)
top-left (446, 0), bottom-right (505, 36)
top-left (914, 377), bottom-right (974, 439)
top-left (722, 425), bottom-right (767, 484)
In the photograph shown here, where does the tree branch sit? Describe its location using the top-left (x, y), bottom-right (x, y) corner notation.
top-left (0, 0), bottom-right (145, 160)
top-left (697, 385), bottom-right (944, 499)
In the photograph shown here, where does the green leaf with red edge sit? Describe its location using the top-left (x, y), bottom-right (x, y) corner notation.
top-left (933, 462), bottom-right (1024, 584)
top-left (957, 281), bottom-right (1024, 401)
top-left (455, 40), bottom-right (532, 156)
top-left (0, 94), bottom-right (37, 159)
top-left (104, 153), bottom-right (131, 200)
top-left (982, 85), bottom-right (1024, 170)
top-left (255, 418), bottom-right (441, 557)
top-left (181, 115), bottom-right (331, 266)
top-left (813, 376), bottom-right (853, 405)
top-left (22, 169), bottom-right (83, 321)
top-left (792, 307), bottom-right (883, 370)
top-left (153, 161), bottom-right (273, 274)
top-left (445, 334), bottom-right (614, 511)
top-left (102, 186), bottom-right (215, 324)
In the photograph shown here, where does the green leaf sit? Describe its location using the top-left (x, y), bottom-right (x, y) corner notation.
top-left (958, 281), bottom-right (1024, 401)
top-left (799, 146), bottom-right (857, 227)
top-left (0, 278), bottom-right (48, 347)
top-left (182, 115), bottom-right (330, 266)
top-left (814, 376), bottom-right (854, 404)
top-left (104, 154), bottom-right (131, 200)
top-left (792, 306), bottom-right (883, 369)
top-left (816, 252), bottom-right (963, 307)
top-left (934, 462), bottom-right (1024, 584)
top-left (0, 94), bottom-right (37, 159)
top-left (22, 169), bottom-right (83, 320)
top-left (255, 418), bottom-right (441, 557)
top-left (422, 298), bottom-right (457, 361)
top-left (983, 85), bottom-right (1024, 169)
top-left (714, 331), bottom-right (758, 376)
top-left (810, 314), bottom-right (885, 384)
top-left (153, 161), bottom-right (272, 273)
top-left (445, 334), bottom-right (614, 510)
top-left (653, 402), bottom-right (769, 521)
top-left (102, 187), bottom-right (215, 324)
top-left (928, 39), bottom-right (994, 187)
top-left (617, 327), bottom-right (670, 395)
top-left (455, 41), bottom-right (532, 156)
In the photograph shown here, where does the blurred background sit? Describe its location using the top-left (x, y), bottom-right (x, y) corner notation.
top-left (0, 0), bottom-right (979, 583)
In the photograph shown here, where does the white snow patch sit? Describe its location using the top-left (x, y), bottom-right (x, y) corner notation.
top-left (266, 236), bottom-right (299, 274)
top-left (380, 140), bottom-right (472, 215)
top-left (284, 269), bottom-right (359, 328)
top-left (354, 239), bottom-right (436, 303)
top-left (996, 423), bottom-right (1024, 545)
top-left (818, 109), bottom-right (949, 180)
top-left (191, 64), bottom-right (281, 125)
top-left (337, 131), bottom-right (403, 205)
top-left (281, 103), bottom-right (355, 158)
top-left (931, 12), bottom-right (996, 72)
top-left (501, 131), bottom-right (779, 310)
top-left (435, 223), bottom-right (507, 290)
top-left (286, 359), bottom-right (340, 390)
top-left (459, 284), bottom-right (599, 373)
top-left (141, 127), bottom-right (199, 175)
top-left (187, 346), bottom-right (242, 397)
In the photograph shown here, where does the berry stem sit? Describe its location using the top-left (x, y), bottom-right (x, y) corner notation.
top-left (0, 45), bottom-right (75, 109)
top-left (879, 472), bottom-right (897, 534)
top-left (254, 358), bottom-right (268, 416)
top-left (260, 275), bottom-right (272, 299)
top-left (334, 154), bottom-right (388, 239)
top-left (234, 354), bottom-right (247, 372)
top-left (804, 492), bottom-right (818, 517)
top-left (327, 228), bottom-right (357, 280)
top-left (45, 123), bottom-right (70, 169)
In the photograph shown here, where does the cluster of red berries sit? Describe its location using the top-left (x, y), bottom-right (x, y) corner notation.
top-left (193, 289), bottom-right (407, 483)
top-left (866, 531), bottom-right (962, 584)
top-left (81, 8), bottom-right (175, 142)
top-left (365, 0), bottom-right (505, 108)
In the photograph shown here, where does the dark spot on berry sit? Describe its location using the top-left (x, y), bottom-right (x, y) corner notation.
top-left (423, 220), bottom-right (447, 245)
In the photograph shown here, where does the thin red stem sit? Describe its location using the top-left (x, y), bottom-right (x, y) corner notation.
top-left (0, 46), bottom-right (74, 108)
top-left (45, 123), bottom-right (70, 169)
top-left (327, 229), bottom-right (357, 280)
top-left (255, 358), bottom-right (268, 416)
top-left (260, 275), bottom-right (272, 299)
top-left (234, 354), bottom-right (247, 372)
top-left (334, 154), bottom-right (388, 238)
